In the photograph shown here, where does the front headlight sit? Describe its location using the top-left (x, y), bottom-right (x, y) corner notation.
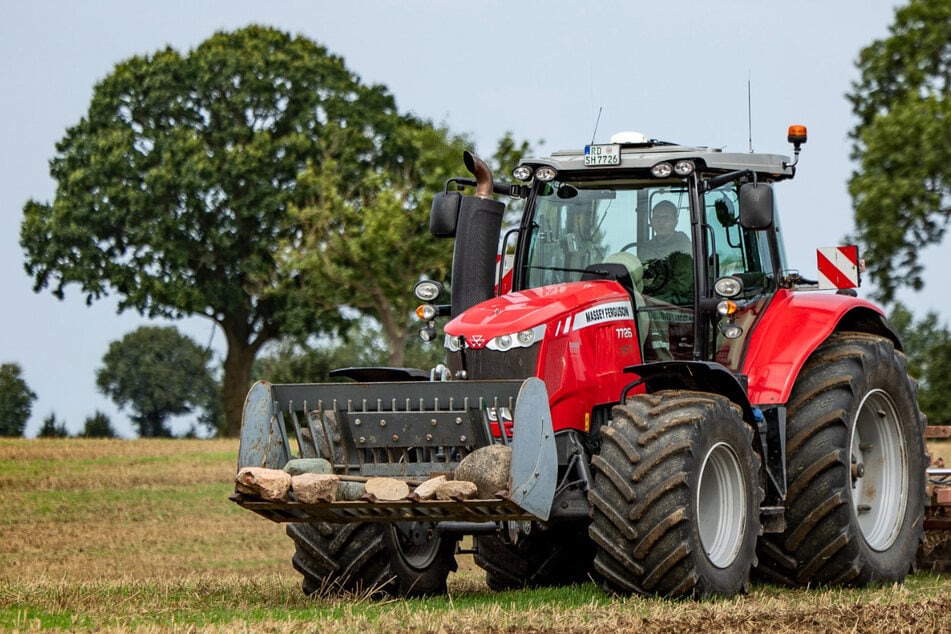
top-left (486, 325), bottom-right (545, 352)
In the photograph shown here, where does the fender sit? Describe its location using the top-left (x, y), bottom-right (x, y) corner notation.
top-left (743, 289), bottom-right (899, 405)
top-left (624, 360), bottom-right (755, 423)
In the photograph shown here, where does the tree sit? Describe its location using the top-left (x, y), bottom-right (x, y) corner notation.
top-left (0, 363), bottom-right (37, 437)
top-left (20, 26), bottom-right (450, 436)
top-left (887, 303), bottom-right (951, 424)
top-left (97, 326), bottom-right (217, 437)
top-left (284, 132), bottom-right (536, 367)
top-left (82, 411), bottom-right (118, 438)
top-left (847, 0), bottom-right (951, 303)
top-left (37, 413), bottom-right (69, 438)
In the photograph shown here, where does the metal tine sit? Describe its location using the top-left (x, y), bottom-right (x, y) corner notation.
top-left (273, 403), bottom-right (292, 463)
top-left (391, 398), bottom-right (397, 412)
top-left (287, 401), bottom-right (309, 459)
top-left (495, 396), bottom-right (509, 447)
top-left (314, 400), bottom-right (334, 465)
top-left (478, 396), bottom-right (494, 447)
top-left (405, 398), bottom-right (411, 412)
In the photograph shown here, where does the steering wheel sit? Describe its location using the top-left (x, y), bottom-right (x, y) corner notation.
top-left (620, 242), bottom-right (639, 252)
top-left (642, 258), bottom-right (672, 295)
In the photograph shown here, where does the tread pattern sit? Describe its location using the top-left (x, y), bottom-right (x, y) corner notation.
top-left (755, 333), bottom-right (928, 587)
top-left (588, 391), bottom-right (762, 598)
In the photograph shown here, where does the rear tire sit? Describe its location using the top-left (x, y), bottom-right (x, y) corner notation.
top-left (474, 524), bottom-right (595, 590)
top-left (588, 391), bottom-right (762, 597)
top-left (756, 333), bottom-right (927, 586)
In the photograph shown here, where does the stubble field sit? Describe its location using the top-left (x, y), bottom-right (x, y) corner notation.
top-left (1, 438), bottom-right (948, 633)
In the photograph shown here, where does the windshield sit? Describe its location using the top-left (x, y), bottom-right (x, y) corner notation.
top-left (521, 180), bottom-right (692, 301)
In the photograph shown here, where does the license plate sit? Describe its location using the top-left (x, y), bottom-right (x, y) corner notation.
top-left (584, 144), bottom-right (621, 166)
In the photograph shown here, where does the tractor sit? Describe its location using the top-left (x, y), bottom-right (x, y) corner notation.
top-left (232, 126), bottom-right (929, 598)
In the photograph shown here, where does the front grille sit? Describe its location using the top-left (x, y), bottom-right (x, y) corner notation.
top-left (447, 345), bottom-right (539, 380)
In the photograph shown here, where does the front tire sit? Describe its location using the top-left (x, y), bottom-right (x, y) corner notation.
top-left (588, 391), bottom-right (762, 597)
top-left (756, 333), bottom-right (927, 586)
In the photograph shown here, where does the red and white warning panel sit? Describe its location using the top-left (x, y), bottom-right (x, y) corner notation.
top-left (817, 246), bottom-right (860, 290)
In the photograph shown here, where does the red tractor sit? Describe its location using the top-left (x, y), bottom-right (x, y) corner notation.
top-left (233, 127), bottom-right (929, 598)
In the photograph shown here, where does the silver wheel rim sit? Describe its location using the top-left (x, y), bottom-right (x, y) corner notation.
top-left (697, 441), bottom-right (747, 568)
top-left (851, 389), bottom-right (908, 551)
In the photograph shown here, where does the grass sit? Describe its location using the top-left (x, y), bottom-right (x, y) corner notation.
top-left (0, 438), bottom-right (948, 632)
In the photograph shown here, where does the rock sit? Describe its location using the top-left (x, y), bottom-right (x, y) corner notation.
top-left (235, 467), bottom-right (291, 501)
top-left (435, 480), bottom-right (478, 500)
top-left (283, 458), bottom-right (333, 476)
top-left (407, 475), bottom-right (448, 501)
top-left (364, 477), bottom-right (410, 501)
top-left (337, 481), bottom-right (366, 501)
top-left (455, 445), bottom-right (512, 498)
top-left (291, 473), bottom-right (339, 503)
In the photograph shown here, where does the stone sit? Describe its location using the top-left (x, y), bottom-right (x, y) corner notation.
top-left (291, 473), bottom-right (339, 504)
top-left (337, 481), bottom-right (366, 501)
top-left (364, 477), bottom-right (410, 501)
top-left (283, 458), bottom-right (333, 476)
top-left (408, 475), bottom-right (448, 501)
top-left (435, 480), bottom-right (478, 500)
top-left (454, 445), bottom-right (512, 498)
top-left (235, 467), bottom-right (291, 501)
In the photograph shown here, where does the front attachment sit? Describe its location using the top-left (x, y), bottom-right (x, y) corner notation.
top-left (232, 378), bottom-right (556, 524)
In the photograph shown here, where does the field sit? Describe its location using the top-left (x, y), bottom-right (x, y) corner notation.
top-left (1, 439), bottom-right (948, 633)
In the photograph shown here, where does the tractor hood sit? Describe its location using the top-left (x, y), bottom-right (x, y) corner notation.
top-left (443, 280), bottom-right (632, 349)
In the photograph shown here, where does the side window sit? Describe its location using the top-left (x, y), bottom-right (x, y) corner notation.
top-left (704, 186), bottom-right (772, 294)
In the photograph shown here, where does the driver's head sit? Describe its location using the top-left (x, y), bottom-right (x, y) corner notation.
top-left (651, 201), bottom-right (679, 237)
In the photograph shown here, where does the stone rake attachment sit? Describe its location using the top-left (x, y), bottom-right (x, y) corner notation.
top-left (231, 377), bottom-right (556, 523)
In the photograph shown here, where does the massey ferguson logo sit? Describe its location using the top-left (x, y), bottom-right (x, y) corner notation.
top-left (467, 334), bottom-right (486, 349)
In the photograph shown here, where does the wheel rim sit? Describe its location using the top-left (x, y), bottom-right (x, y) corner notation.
top-left (696, 442), bottom-right (748, 568)
top-left (391, 522), bottom-right (442, 570)
top-left (850, 389), bottom-right (908, 551)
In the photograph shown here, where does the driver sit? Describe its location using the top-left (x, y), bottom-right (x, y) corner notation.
top-left (639, 200), bottom-right (693, 307)
top-left (639, 200), bottom-right (691, 261)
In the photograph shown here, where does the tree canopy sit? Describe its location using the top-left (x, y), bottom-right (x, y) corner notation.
top-left (847, 0), bottom-right (951, 302)
top-left (21, 26), bottom-right (469, 435)
top-left (0, 363), bottom-right (37, 437)
top-left (96, 326), bottom-right (217, 437)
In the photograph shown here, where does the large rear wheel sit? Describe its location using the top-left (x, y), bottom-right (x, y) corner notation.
top-left (588, 391), bottom-right (762, 597)
top-left (756, 333), bottom-right (927, 586)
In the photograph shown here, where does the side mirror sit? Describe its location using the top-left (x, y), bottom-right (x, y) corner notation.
top-left (738, 183), bottom-right (774, 230)
top-left (430, 192), bottom-right (461, 238)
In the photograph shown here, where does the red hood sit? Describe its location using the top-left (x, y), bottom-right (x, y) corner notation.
top-left (444, 280), bottom-right (631, 341)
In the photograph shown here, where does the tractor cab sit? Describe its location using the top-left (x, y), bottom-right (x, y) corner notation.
top-left (509, 132), bottom-right (792, 369)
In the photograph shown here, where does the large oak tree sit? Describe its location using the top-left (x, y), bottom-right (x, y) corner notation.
top-left (847, 0), bottom-right (951, 302)
top-left (21, 26), bottom-right (463, 435)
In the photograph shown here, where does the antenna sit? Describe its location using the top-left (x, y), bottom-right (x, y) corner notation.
top-left (590, 106), bottom-right (603, 145)
top-left (747, 75), bottom-right (753, 153)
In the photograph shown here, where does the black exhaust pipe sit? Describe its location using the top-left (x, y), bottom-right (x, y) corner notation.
top-left (451, 152), bottom-right (505, 316)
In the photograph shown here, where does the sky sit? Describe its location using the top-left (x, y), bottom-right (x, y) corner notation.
top-left (2, 0), bottom-right (940, 438)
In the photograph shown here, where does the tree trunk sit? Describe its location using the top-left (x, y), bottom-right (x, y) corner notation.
top-left (375, 295), bottom-right (407, 367)
top-left (220, 330), bottom-right (258, 438)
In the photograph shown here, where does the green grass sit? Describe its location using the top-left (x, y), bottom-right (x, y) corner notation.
top-left (0, 438), bottom-right (948, 633)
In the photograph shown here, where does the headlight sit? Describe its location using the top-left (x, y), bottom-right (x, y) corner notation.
top-left (444, 334), bottom-right (463, 352)
top-left (414, 280), bottom-right (443, 301)
top-left (673, 160), bottom-right (694, 176)
top-left (512, 165), bottom-right (533, 181)
top-left (486, 325), bottom-right (546, 352)
top-left (534, 166), bottom-right (558, 182)
top-left (651, 162), bottom-right (673, 178)
top-left (714, 276), bottom-right (744, 298)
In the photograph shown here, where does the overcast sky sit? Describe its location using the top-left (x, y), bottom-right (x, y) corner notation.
top-left (3, 1), bottom-right (940, 438)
